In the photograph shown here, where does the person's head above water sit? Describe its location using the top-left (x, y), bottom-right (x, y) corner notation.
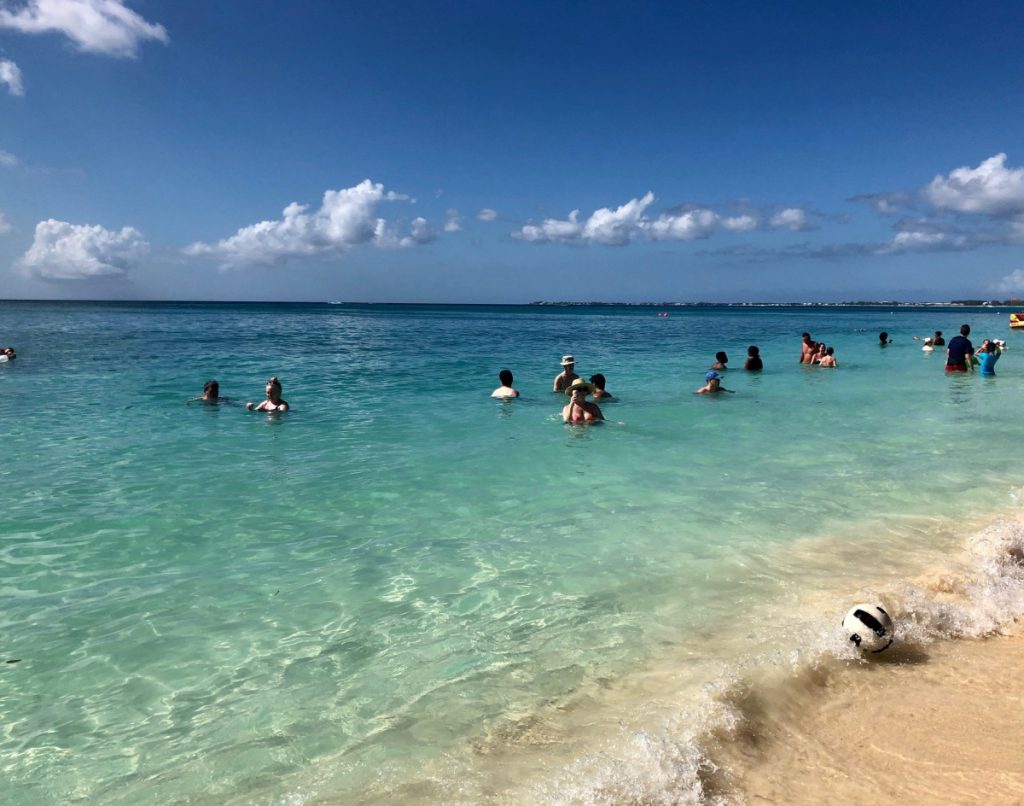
top-left (960, 324), bottom-right (971, 336)
top-left (589, 373), bottom-right (606, 390)
top-left (498, 368), bottom-right (514, 386)
top-left (747, 345), bottom-right (759, 357)
top-left (715, 351), bottom-right (728, 364)
top-left (560, 355), bottom-right (575, 367)
top-left (265, 376), bottom-right (282, 400)
top-left (879, 332), bottom-right (889, 343)
top-left (203, 380), bottom-right (220, 398)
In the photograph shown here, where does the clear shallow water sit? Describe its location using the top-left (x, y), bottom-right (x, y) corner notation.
top-left (2, 301), bottom-right (1024, 803)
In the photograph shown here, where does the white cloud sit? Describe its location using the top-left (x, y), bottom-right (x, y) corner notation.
top-left (476, 208), bottom-right (498, 221)
top-left (769, 207), bottom-right (811, 230)
top-left (184, 179), bottom-right (429, 267)
top-left (444, 208), bottom-right (462, 232)
top-left (0, 0), bottom-right (168, 58)
top-left (0, 212), bottom-right (11, 234)
top-left (17, 218), bottom-right (149, 279)
top-left (644, 207), bottom-right (719, 241)
top-left (518, 195), bottom-right (655, 245)
top-left (516, 194), bottom-right (814, 245)
top-left (722, 214), bottom-right (758, 231)
top-left (518, 210), bottom-right (583, 243)
top-left (994, 269), bottom-right (1024, 296)
top-left (408, 216), bottom-right (436, 244)
top-left (0, 149), bottom-right (17, 167)
top-left (583, 192), bottom-right (655, 245)
top-left (0, 58), bottom-right (23, 95)
top-left (924, 153), bottom-right (1024, 217)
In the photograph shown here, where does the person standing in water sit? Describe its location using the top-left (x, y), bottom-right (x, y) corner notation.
top-left (247, 376), bottom-right (289, 411)
top-left (977, 339), bottom-right (1000, 376)
top-left (799, 333), bottom-right (815, 364)
top-left (553, 355), bottom-right (579, 393)
top-left (945, 324), bottom-right (974, 373)
top-left (744, 345), bottom-right (763, 371)
top-left (491, 368), bottom-right (520, 398)
top-left (562, 378), bottom-right (603, 423)
top-left (589, 373), bottom-right (613, 400)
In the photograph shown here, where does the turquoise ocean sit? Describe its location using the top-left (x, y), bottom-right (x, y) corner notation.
top-left (4, 301), bottom-right (1024, 804)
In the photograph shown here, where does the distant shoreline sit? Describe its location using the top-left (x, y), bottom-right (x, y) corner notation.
top-left (2, 298), bottom-right (1023, 308)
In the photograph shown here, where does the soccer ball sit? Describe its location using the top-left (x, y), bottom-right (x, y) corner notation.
top-left (842, 604), bottom-right (894, 653)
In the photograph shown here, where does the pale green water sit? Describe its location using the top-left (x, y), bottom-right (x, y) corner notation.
top-left (1, 302), bottom-right (1023, 803)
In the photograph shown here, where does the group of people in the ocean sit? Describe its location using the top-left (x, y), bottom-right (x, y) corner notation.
top-left (486, 322), bottom-right (1007, 425)
top-left (0, 345), bottom-right (16, 362)
top-left (188, 376), bottom-right (290, 411)
top-left (799, 333), bottom-right (838, 367)
top-left (929, 323), bottom-right (1004, 375)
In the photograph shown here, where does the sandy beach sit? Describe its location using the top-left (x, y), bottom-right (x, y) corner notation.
top-left (719, 630), bottom-right (1024, 804)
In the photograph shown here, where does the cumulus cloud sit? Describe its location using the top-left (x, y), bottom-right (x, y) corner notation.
top-left (17, 218), bottom-right (149, 279)
top-left (924, 153), bottom-right (1024, 217)
top-left (476, 208), bottom-right (498, 221)
top-left (444, 208), bottom-right (462, 232)
top-left (408, 216), bottom-right (436, 244)
top-left (994, 269), bottom-right (1024, 296)
top-left (769, 207), bottom-right (814, 231)
top-left (515, 194), bottom-right (815, 246)
top-left (645, 205), bottom-right (718, 241)
top-left (0, 0), bottom-right (168, 58)
top-left (184, 179), bottom-right (432, 268)
top-left (0, 211), bottom-right (11, 234)
top-left (0, 58), bottom-right (23, 95)
top-left (517, 194), bottom-right (655, 245)
top-left (0, 149), bottom-right (17, 167)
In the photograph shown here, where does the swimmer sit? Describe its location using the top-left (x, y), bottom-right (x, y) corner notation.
top-left (189, 380), bottom-right (229, 404)
top-left (799, 332), bottom-right (815, 364)
top-left (818, 346), bottom-right (837, 367)
top-left (696, 370), bottom-right (733, 394)
top-left (589, 373), bottom-right (613, 400)
top-left (247, 376), bottom-right (289, 412)
top-left (921, 337), bottom-right (934, 352)
top-left (879, 331), bottom-right (891, 346)
top-left (562, 378), bottom-right (604, 423)
top-left (744, 345), bottom-right (763, 371)
top-left (0, 346), bottom-right (16, 360)
top-left (491, 368), bottom-right (520, 398)
top-left (710, 351), bottom-right (728, 370)
top-left (553, 355), bottom-right (580, 393)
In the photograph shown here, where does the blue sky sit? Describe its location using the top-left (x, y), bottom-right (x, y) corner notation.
top-left (2, 1), bottom-right (1024, 302)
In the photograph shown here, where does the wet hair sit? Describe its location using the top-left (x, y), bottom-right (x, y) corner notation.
top-left (203, 380), bottom-right (219, 396)
top-left (715, 351), bottom-right (728, 363)
top-left (934, 330), bottom-right (942, 337)
top-left (498, 368), bottom-right (513, 386)
top-left (802, 332), bottom-right (811, 340)
top-left (826, 346), bottom-right (834, 356)
top-left (879, 332), bottom-right (888, 341)
top-left (747, 345), bottom-right (759, 356)
top-left (960, 324), bottom-right (971, 336)
top-left (589, 373), bottom-right (606, 389)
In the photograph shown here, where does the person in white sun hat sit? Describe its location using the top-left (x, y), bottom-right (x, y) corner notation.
top-left (552, 354), bottom-right (579, 393)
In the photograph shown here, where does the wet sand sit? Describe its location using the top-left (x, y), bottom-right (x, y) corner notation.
top-left (725, 631), bottom-right (1024, 804)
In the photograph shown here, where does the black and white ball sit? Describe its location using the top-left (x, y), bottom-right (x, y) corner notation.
top-left (842, 604), bottom-right (894, 653)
